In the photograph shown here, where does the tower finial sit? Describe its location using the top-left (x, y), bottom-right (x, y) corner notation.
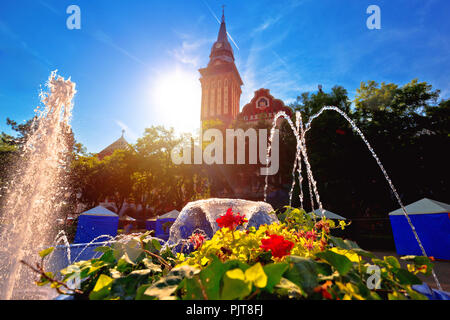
top-left (121, 129), bottom-right (125, 137)
top-left (221, 4), bottom-right (225, 22)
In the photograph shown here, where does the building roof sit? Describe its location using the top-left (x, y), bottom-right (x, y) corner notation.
top-left (97, 130), bottom-right (129, 160)
top-left (389, 198), bottom-right (450, 215)
top-left (239, 88), bottom-right (293, 120)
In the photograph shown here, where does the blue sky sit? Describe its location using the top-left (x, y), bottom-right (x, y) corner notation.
top-left (0, 0), bottom-right (449, 153)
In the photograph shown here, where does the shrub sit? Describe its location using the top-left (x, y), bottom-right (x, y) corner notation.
top-left (28, 207), bottom-right (432, 300)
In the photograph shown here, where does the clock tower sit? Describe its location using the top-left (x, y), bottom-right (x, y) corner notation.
top-left (199, 10), bottom-right (243, 127)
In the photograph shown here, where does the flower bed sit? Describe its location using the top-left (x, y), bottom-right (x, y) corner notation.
top-left (31, 207), bottom-right (433, 300)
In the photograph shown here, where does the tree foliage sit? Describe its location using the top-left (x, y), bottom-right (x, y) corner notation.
top-left (70, 126), bottom-right (209, 219)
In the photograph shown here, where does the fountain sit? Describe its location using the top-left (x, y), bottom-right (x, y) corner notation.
top-left (0, 69), bottom-right (442, 298)
top-left (263, 107), bottom-right (442, 290)
top-left (0, 71), bottom-right (76, 300)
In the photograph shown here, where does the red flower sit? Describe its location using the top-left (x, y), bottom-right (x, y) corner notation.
top-left (260, 234), bottom-right (294, 259)
top-left (417, 265), bottom-right (428, 272)
top-left (303, 240), bottom-right (314, 251)
top-left (315, 220), bottom-right (330, 233)
top-left (319, 238), bottom-right (328, 251)
top-left (216, 208), bottom-right (248, 230)
top-left (297, 230), bottom-right (306, 238)
top-left (314, 281), bottom-right (333, 300)
top-left (305, 230), bottom-right (317, 241)
top-left (188, 232), bottom-right (206, 250)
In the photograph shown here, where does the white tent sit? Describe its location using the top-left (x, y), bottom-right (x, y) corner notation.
top-left (389, 198), bottom-right (450, 260)
top-left (120, 215), bottom-right (136, 221)
top-left (74, 205), bottom-right (119, 243)
top-left (81, 205), bottom-right (118, 217)
top-left (389, 198), bottom-right (450, 215)
top-left (158, 209), bottom-right (180, 220)
top-left (310, 208), bottom-right (346, 220)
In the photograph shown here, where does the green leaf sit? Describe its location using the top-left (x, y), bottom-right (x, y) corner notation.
top-left (328, 236), bottom-right (350, 249)
top-left (394, 269), bottom-right (422, 285)
top-left (130, 269), bottom-right (151, 276)
top-left (316, 250), bottom-right (353, 275)
top-left (388, 291), bottom-right (407, 300)
top-left (87, 260), bottom-right (107, 275)
top-left (99, 249), bottom-right (115, 263)
top-left (263, 263), bottom-right (288, 293)
top-left (89, 274), bottom-right (113, 300)
top-left (135, 284), bottom-right (154, 300)
top-left (142, 258), bottom-right (162, 273)
top-left (151, 239), bottom-right (162, 251)
top-left (384, 256), bottom-right (401, 269)
top-left (94, 246), bottom-right (111, 253)
top-left (139, 231), bottom-right (151, 241)
top-left (112, 238), bottom-right (143, 263)
top-left (39, 247), bottom-right (55, 258)
top-left (117, 255), bottom-right (134, 273)
top-left (144, 283), bottom-right (179, 300)
top-left (198, 256), bottom-right (227, 300)
top-left (223, 259), bottom-right (250, 272)
top-left (315, 262), bottom-right (333, 277)
top-left (182, 276), bottom-right (205, 300)
top-left (371, 258), bottom-right (388, 268)
top-left (244, 263), bottom-right (267, 288)
top-left (343, 239), bottom-right (360, 249)
top-left (144, 266), bottom-right (200, 300)
top-left (221, 268), bottom-right (252, 300)
top-left (283, 256), bottom-right (319, 294)
top-left (274, 277), bottom-right (305, 298)
top-left (351, 248), bottom-right (375, 259)
top-left (405, 286), bottom-right (428, 300)
top-left (36, 272), bottom-right (53, 286)
top-left (111, 271), bottom-right (152, 299)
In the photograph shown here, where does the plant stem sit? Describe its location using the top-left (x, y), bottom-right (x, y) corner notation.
top-left (20, 260), bottom-right (83, 295)
top-left (247, 289), bottom-right (260, 300)
top-left (139, 239), bottom-right (172, 270)
top-left (197, 278), bottom-right (209, 300)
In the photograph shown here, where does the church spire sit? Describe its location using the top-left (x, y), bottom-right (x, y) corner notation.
top-left (217, 7), bottom-right (228, 43)
top-left (221, 5), bottom-right (225, 23)
top-left (209, 5), bottom-right (234, 63)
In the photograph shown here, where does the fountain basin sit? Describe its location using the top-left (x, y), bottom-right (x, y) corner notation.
top-left (167, 198), bottom-right (278, 246)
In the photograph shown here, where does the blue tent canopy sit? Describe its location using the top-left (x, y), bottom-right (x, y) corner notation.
top-left (155, 210), bottom-right (179, 240)
top-left (74, 205), bottom-right (119, 244)
top-left (145, 219), bottom-right (157, 232)
top-left (389, 198), bottom-right (450, 260)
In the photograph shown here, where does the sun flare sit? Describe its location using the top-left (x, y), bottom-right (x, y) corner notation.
top-left (152, 69), bottom-right (201, 134)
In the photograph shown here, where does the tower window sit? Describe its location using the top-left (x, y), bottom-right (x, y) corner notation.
top-left (217, 80), bottom-right (222, 115)
top-left (224, 81), bottom-right (228, 114)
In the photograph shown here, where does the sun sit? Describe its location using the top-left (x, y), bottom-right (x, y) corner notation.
top-left (152, 68), bottom-right (201, 134)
